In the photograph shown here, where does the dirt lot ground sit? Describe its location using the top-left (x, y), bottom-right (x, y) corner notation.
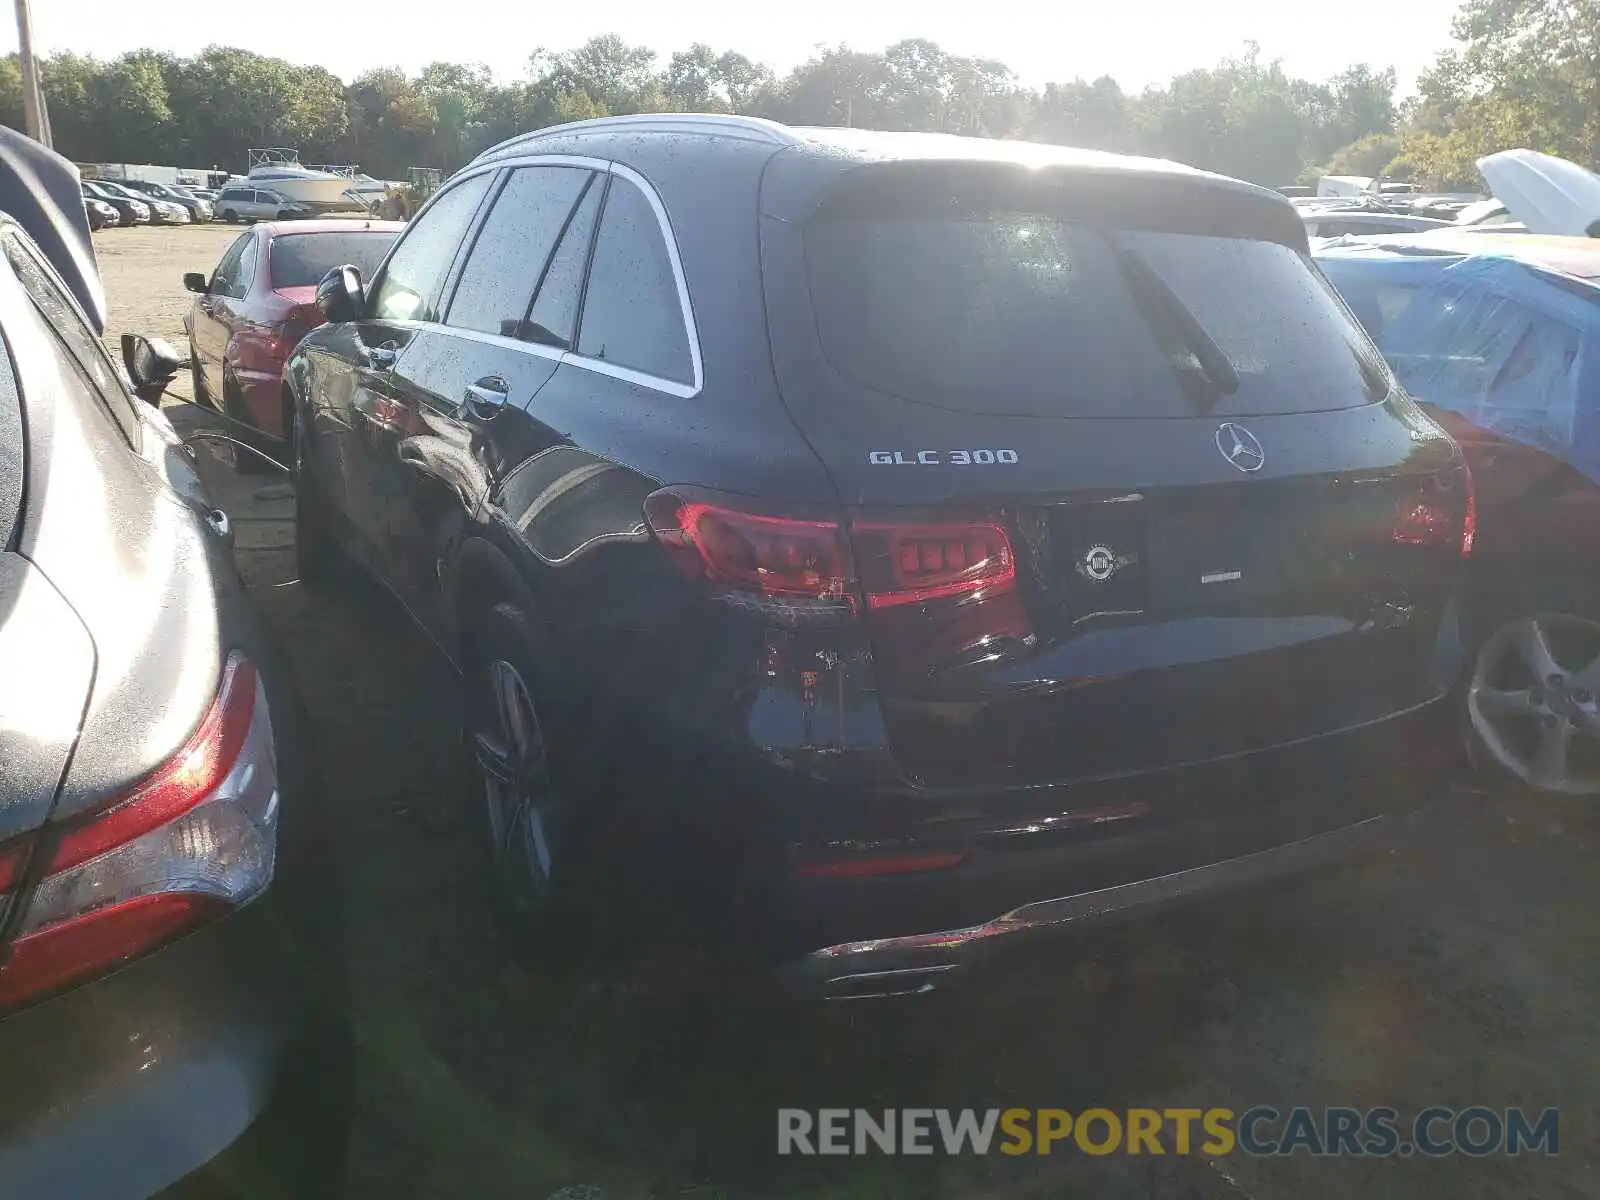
top-left (95, 225), bottom-right (1600, 1199)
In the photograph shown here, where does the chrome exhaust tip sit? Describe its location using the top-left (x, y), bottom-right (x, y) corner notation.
top-left (820, 964), bottom-right (960, 1000)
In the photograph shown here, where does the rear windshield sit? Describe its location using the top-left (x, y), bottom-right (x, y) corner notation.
top-left (268, 232), bottom-right (397, 290)
top-left (804, 212), bottom-right (1390, 417)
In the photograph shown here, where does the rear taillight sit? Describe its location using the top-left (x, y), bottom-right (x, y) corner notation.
top-left (0, 654), bottom-right (277, 1010)
top-left (853, 521), bottom-right (1014, 608)
top-left (1390, 463), bottom-right (1475, 558)
top-left (645, 493), bottom-right (856, 625)
top-left (236, 330), bottom-right (297, 373)
top-left (645, 491), bottom-right (1020, 622)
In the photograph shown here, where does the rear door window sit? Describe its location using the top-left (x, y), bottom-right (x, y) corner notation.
top-left (445, 165), bottom-right (592, 341)
top-left (527, 178), bottom-right (604, 350)
top-left (804, 210), bottom-right (1388, 417)
top-left (368, 173), bottom-right (492, 323)
top-left (576, 176), bottom-right (694, 386)
top-left (231, 237), bottom-right (258, 298)
top-left (210, 234), bottom-right (250, 296)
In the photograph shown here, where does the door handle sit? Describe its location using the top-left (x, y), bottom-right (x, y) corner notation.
top-left (464, 377), bottom-right (509, 419)
top-left (367, 342), bottom-right (399, 370)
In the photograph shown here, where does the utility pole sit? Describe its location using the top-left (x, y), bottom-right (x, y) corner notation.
top-left (13, 0), bottom-right (49, 148)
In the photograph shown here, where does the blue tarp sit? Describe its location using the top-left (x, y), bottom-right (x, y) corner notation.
top-left (1316, 244), bottom-right (1600, 484)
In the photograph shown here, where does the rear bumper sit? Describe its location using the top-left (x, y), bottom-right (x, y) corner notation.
top-left (0, 895), bottom-right (344, 1200)
top-left (777, 786), bottom-right (1463, 999)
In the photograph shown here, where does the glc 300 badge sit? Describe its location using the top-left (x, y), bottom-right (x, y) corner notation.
top-left (1077, 544), bottom-right (1132, 583)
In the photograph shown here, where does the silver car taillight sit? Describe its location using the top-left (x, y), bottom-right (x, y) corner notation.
top-left (0, 654), bottom-right (278, 1010)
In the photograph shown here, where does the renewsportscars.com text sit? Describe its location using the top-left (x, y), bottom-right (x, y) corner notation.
top-left (777, 1106), bottom-right (1559, 1157)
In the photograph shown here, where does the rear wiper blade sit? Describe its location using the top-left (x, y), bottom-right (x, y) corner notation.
top-left (1113, 242), bottom-right (1240, 405)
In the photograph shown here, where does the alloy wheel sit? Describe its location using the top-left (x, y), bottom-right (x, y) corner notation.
top-left (1468, 613), bottom-right (1600, 795)
top-left (473, 658), bottom-right (560, 911)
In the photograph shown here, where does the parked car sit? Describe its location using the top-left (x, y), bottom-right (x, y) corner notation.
top-left (80, 178), bottom-right (148, 226)
top-left (183, 219), bottom-right (403, 466)
top-left (0, 130), bottom-right (343, 1196)
top-left (1303, 209), bottom-right (1453, 238)
top-left (213, 184), bottom-right (312, 224)
top-left (120, 178), bottom-right (214, 222)
top-left (1318, 234), bottom-right (1600, 795)
top-left (92, 179), bottom-right (190, 225)
top-left (83, 195), bottom-right (119, 231)
top-left (287, 115), bottom-right (1470, 998)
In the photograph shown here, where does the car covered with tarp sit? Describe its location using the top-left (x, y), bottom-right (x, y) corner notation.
top-left (1317, 237), bottom-right (1600, 796)
top-left (1316, 244), bottom-right (1600, 483)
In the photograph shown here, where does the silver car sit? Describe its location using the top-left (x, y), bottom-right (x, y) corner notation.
top-left (212, 185), bottom-right (311, 224)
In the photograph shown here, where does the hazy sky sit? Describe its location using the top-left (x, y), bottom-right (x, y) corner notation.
top-left (3, 0), bottom-right (1462, 93)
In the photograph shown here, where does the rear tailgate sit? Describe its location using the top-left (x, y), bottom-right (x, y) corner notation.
top-left (760, 155), bottom-right (1468, 792)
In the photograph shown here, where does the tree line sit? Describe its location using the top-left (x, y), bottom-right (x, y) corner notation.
top-left (0, 0), bottom-right (1591, 189)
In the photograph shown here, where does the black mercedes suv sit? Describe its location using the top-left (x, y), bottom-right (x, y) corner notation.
top-left (287, 115), bottom-right (1472, 998)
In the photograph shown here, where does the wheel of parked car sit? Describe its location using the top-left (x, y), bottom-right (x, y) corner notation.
top-left (220, 208), bottom-right (238, 223)
top-left (188, 346), bottom-right (209, 408)
top-left (463, 602), bottom-right (588, 949)
top-left (1467, 593), bottom-right (1600, 795)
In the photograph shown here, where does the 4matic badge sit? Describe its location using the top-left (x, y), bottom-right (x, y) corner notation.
top-left (867, 449), bottom-right (1020, 465)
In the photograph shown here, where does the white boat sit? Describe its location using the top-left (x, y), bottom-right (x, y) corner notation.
top-left (244, 149), bottom-right (364, 213)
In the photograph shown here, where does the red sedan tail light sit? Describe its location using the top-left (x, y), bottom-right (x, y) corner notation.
top-left (0, 654), bottom-right (279, 1011)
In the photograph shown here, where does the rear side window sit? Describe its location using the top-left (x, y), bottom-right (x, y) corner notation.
top-left (576, 177), bottom-right (693, 385)
top-left (446, 166), bottom-right (591, 340)
top-left (269, 232), bottom-right (397, 290)
top-left (369, 173), bottom-right (491, 323)
top-left (804, 210), bottom-right (1387, 417)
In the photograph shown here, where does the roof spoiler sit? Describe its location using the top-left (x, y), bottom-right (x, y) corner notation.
top-left (0, 127), bottom-right (105, 333)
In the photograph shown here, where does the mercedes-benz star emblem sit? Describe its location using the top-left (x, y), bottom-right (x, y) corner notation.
top-left (1215, 422), bottom-right (1266, 473)
top-left (1078, 544), bottom-right (1129, 583)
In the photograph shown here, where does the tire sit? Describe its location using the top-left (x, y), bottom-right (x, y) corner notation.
top-left (462, 602), bottom-right (592, 960)
top-left (291, 403), bottom-right (344, 590)
top-left (188, 351), bottom-right (210, 409)
top-left (1464, 574), bottom-right (1600, 796)
top-left (215, 368), bottom-right (280, 475)
top-left (221, 209), bottom-right (238, 223)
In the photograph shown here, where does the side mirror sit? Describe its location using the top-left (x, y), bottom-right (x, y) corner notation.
top-left (183, 271), bottom-right (208, 293)
top-left (315, 265), bottom-right (365, 324)
top-left (120, 333), bottom-right (186, 405)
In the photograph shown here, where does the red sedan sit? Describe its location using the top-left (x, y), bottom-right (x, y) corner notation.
top-left (183, 219), bottom-right (403, 459)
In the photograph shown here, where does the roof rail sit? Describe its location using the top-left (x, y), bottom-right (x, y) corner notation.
top-left (474, 113), bottom-right (801, 162)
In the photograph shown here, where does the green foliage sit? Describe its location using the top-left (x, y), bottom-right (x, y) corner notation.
top-left (1323, 132), bottom-right (1405, 177)
top-left (1398, 0), bottom-right (1600, 187)
top-left (31, 15), bottom-right (1584, 194)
